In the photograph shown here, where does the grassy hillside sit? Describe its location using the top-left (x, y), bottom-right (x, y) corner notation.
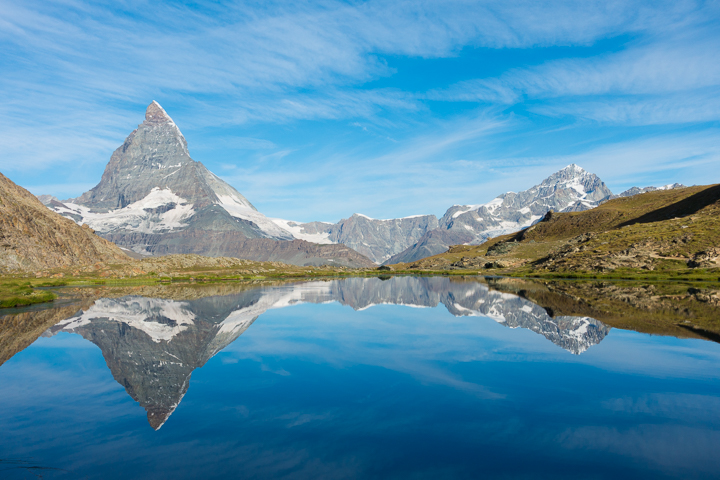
top-left (390, 184), bottom-right (720, 280)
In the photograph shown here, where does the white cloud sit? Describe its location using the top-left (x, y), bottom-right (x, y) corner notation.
top-left (531, 88), bottom-right (720, 125)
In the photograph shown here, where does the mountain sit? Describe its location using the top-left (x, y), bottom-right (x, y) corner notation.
top-left (402, 183), bottom-right (718, 277)
top-left (43, 277), bottom-right (609, 427)
top-left (273, 214), bottom-right (439, 264)
top-left (36, 194), bottom-right (59, 205)
top-left (272, 166), bottom-right (684, 266)
top-left (46, 102), bottom-right (374, 268)
top-left (0, 172), bottom-right (129, 273)
top-left (386, 164), bottom-right (613, 264)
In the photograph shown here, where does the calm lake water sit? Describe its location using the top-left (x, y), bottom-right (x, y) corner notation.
top-left (1, 277), bottom-right (719, 479)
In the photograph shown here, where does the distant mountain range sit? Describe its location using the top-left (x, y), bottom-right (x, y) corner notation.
top-left (281, 165), bottom-right (685, 264)
top-left (45, 277), bottom-right (610, 428)
top-left (39, 101), bottom-right (686, 266)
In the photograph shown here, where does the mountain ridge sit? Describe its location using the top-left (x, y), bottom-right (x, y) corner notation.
top-left (394, 183), bottom-right (720, 277)
top-left (263, 166), bottom-right (687, 265)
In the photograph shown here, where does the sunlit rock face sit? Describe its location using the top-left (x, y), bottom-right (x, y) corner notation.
top-left (46, 278), bottom-right (609, 428)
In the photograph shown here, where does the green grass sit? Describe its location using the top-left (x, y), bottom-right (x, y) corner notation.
top-left (0, 281), bottom-right (57, 308)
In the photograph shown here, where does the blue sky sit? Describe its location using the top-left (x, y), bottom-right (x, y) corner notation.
top-left (2, 0), bottom-right (719, 222)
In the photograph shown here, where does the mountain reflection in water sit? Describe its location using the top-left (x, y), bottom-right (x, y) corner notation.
top-left (41, 277), bottom-right (610, 429)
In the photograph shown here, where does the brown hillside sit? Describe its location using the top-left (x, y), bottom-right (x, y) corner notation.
top-left (0, 172), bottom-right (130, 273)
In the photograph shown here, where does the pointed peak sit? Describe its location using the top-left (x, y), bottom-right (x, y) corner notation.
top-left (145, 101), bottom-right (173, 124)
top-left (539, 164), bottom-right (598, 187)
top-left (147, 407), bottom-right (174, 430)
top-left (562, 164), bottom-right (586, 174)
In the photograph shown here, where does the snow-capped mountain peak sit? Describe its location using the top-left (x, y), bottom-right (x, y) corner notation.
top-left (46, 101), bottom-right (298, 254)
top-left (540, 164), bottom-right (591, 187)
top-left (386, 165), bottom-right (613, 264)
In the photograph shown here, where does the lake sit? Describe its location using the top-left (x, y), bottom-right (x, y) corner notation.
top-left (1, 276), bottom-right (719, 479)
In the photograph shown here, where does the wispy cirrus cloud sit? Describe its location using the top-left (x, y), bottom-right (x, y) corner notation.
top-left (431, 45), bottom-right (720, 103)
top-left (532, 88), bottom-right (720, 125)
top-left (429, 22), bottom-right (720, 126)
top-left (2, 0), bottom-right (719, 218)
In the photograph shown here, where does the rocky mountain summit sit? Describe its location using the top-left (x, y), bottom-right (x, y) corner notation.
top-left (386, 165), bottom-right (614, 264)
top-left (0, 172), bottom-right (129, 273)
top-left (45, 102), bottom-right (373, 268)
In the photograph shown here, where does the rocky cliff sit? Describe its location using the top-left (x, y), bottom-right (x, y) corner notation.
top-left (0, 172), bottom-right (129, 273)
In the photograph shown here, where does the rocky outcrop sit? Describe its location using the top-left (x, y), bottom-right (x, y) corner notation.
top-left (688, 248), bottom-right (720, 268)
top-left (0, 172), bottom-right (130, 273)
top-left (45, 102), bottom-right (373, 268)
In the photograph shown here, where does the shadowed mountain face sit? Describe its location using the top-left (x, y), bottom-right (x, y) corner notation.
top-left (43, 278), bottom-right (609, 429)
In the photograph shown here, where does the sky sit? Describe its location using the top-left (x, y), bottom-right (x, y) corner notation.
top-left (1, 0), bottom-right (719, 222)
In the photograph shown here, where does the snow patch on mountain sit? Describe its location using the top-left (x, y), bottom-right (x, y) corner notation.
top-left (270, 218), bottom-right (333, 244)
top-left (216, 194), bottom-right (293, 239)
top-left (56, 188), bottom-right (195, 234)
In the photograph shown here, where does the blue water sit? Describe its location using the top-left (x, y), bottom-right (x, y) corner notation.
top-left (0, 278), bottom-right (719, 479)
